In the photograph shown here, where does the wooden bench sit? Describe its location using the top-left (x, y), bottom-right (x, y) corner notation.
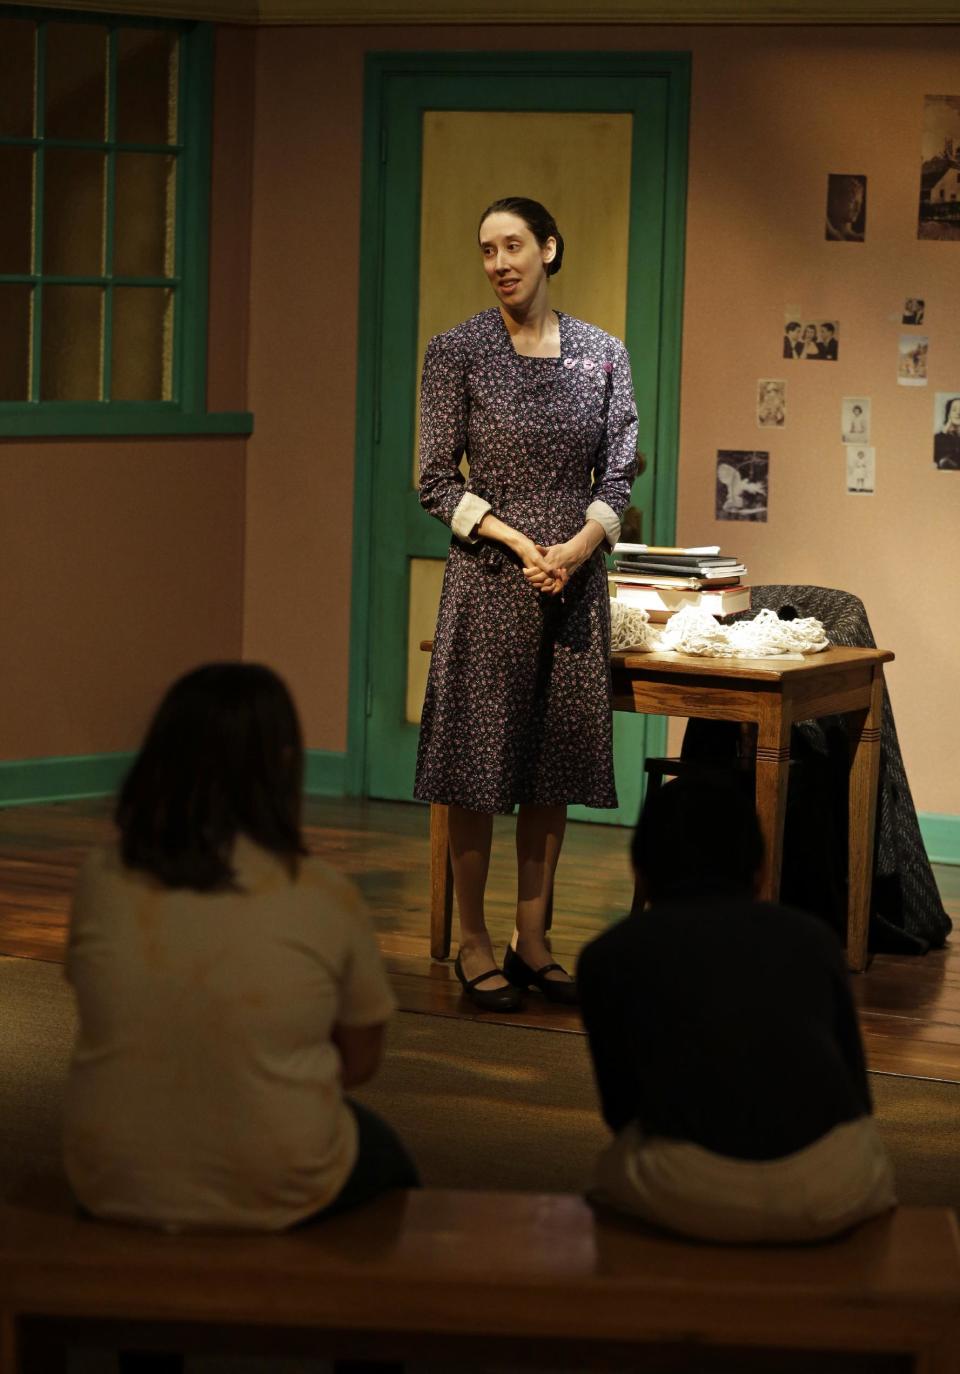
top-left (2, 1191), bottom-right (959, 1372)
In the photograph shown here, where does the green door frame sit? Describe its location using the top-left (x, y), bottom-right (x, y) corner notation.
top-left (347, 49), bottom-right (691, 810)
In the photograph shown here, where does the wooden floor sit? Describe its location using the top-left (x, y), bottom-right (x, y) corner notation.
top-left (2, 796), bottom-right (959, 1082)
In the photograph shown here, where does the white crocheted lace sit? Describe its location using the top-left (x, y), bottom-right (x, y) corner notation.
top-left (609, 601), bottom-right (829, 658)
top-left (609, 600), bottom-right (654, 650)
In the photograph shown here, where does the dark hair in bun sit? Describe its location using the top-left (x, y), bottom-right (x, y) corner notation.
top-left (478, 197), bottom-right (564, 277)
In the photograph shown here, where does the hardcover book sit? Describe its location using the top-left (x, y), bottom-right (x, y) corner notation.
top-left (612, 583), bottom-right (752, 616)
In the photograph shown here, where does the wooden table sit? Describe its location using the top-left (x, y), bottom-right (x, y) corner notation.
top-left (428, 644), bottom-right (894, 973)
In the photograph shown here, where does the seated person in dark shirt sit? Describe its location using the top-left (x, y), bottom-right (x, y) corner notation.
top-left (577, 775), bottom-right (896, 1243)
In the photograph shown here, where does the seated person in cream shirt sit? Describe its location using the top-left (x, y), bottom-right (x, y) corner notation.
top-left (64, 662), bottom-right (417, 1234)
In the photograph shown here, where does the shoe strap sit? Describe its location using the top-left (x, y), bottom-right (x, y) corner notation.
top-left (467, 965), bottom-right (508, 989)
top-left (534, 962), bottom-right (568, 978)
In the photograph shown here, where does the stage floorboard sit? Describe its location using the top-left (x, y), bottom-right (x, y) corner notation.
top-left (1, 796), bottom-right (958, 1082)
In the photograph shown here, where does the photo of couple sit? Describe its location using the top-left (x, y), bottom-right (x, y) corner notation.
top-left (783, 319), bottom-right (840, 361)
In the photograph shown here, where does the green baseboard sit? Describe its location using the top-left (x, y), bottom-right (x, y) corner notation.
top-left (0, 752), bottom-right (136, 808)
top-left (0, 748), bottom-right (350, 809)
top-left (2, 752), bottom-right (957, 867)
top-left (304, 750), bottom-right (347, 797)
top-left (919, 813), bottom-right (960, 867)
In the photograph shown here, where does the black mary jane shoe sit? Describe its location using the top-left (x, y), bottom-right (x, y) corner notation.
top-left (503, 945), bottom-right (579, 1006)
top-left (454, 951), bottom-right (523, 1012)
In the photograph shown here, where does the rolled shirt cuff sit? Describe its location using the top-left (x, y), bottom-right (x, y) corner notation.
top-left (451, 492), bottom-right (493, 543)
top-left (585, 500), bottom-right (621, 550)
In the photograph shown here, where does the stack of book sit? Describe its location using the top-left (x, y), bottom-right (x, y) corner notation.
top-left (611, 544), bottom-right (750, 618)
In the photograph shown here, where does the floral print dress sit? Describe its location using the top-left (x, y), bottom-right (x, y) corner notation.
top-left (414, 308), bottom-right (639, 815)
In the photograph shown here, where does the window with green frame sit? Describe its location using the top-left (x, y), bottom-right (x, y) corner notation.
top-left (0, 6), bottom-right (251, 436)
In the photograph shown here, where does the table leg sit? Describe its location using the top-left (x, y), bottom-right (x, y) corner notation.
top-left (845, 669), bottom-right (885, 973)
top-left (754, 701), bottom-right (792, 904)
top-left (430, 803), bottom-right (454, 961)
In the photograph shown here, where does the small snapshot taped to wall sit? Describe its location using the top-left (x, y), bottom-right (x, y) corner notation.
top-left (842, 397), bottom-right (871, 444)
top-left (918, 96), bottom-right (960, 241)
top-left (902, 297), bottom-right (925, 325)
top-left (933, 392), bottom-right (960, 469)
top-left (825, 174), bottom-right (866, 241)
top-left (716, 451), bottom-right (768, 522)
top-left (846, 446), bottom-right (876, 494)
top-left (898, 335), bottom-right (929, 386)
top-left (757, 379), bottom-right (786, 428)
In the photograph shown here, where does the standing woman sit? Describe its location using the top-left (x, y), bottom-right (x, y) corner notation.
top-left (414, 197), bottom-right (638, 1010)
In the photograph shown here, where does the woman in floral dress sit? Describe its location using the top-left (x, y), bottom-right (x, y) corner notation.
top-left (414, 197), bottom-right (638, 1010)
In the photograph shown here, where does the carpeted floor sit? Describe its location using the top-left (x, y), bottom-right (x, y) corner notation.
top-left (360, 1011), bottom-right (960, 1209)
top-left (4, 953), bottom-right (959, 1211)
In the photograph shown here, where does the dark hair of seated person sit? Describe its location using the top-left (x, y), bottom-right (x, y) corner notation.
top-left (631, 774), bottom-right (764, 904)
top-left (116, 662), bottom-right (308, 891)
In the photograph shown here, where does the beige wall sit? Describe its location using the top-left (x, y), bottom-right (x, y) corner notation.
top-left (243, 24), bottom-right (362, 750)
top-left (676, 27), bottom-right (960, 820)
top-left (246, 22), bottom-right (960, 818)
top-left (0, 27), bottom-right (253, 761)
top-left (0, 441), bottom-right (246, 757)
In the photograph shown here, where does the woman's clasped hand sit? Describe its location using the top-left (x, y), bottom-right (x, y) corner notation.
top-left (521, 527), bottom-right (604, 595)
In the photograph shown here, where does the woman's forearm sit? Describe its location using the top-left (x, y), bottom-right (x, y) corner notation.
top-left (578, 518), bottom-right (606, 556)
top-left (476, 511), bottom-right (522, 551)
top-left (480, 514), bottom-right (605, 558)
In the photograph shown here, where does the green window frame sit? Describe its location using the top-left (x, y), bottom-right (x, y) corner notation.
top-left (0, 6), bottom-right (251, 437)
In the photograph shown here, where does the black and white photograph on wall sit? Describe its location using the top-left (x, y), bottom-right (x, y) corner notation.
top-left (903, 297), bottom-right (926, 325)
top-left (918, 95), bottom-right (960, 240)
top-left (825, 174), bottom-right (866, 241)
top-left (898, 335), bottom-right (929, 386)
top-left (933, 393), bottom-right (960, 469)
top-left (757, 379), bottom-right (786, 428)
top-left (842, 397), bottom-right (871, 444)
top-left (798, 321), bottom-right (839, 360)
top-left (846, 446), bottom-right (876, 494)
top-left (783, 319), bottom-right (804, 358)
top-left (716, 451), bottom-right (769, 522)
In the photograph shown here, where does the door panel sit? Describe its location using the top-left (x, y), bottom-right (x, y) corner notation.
top-left (412, 110), bottom-right (632, 488)
top-left (418, 110), bottom-right (632, 352)
top-left (405, 555), bottom-right (445, 725)
top-left (355, 56), bottom-right (690, 825)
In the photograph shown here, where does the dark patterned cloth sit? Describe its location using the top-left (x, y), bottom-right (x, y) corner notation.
top-left (414, 308), bottom-right (638, 814)
top-left (685, 587), bottom-right (951, 953)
